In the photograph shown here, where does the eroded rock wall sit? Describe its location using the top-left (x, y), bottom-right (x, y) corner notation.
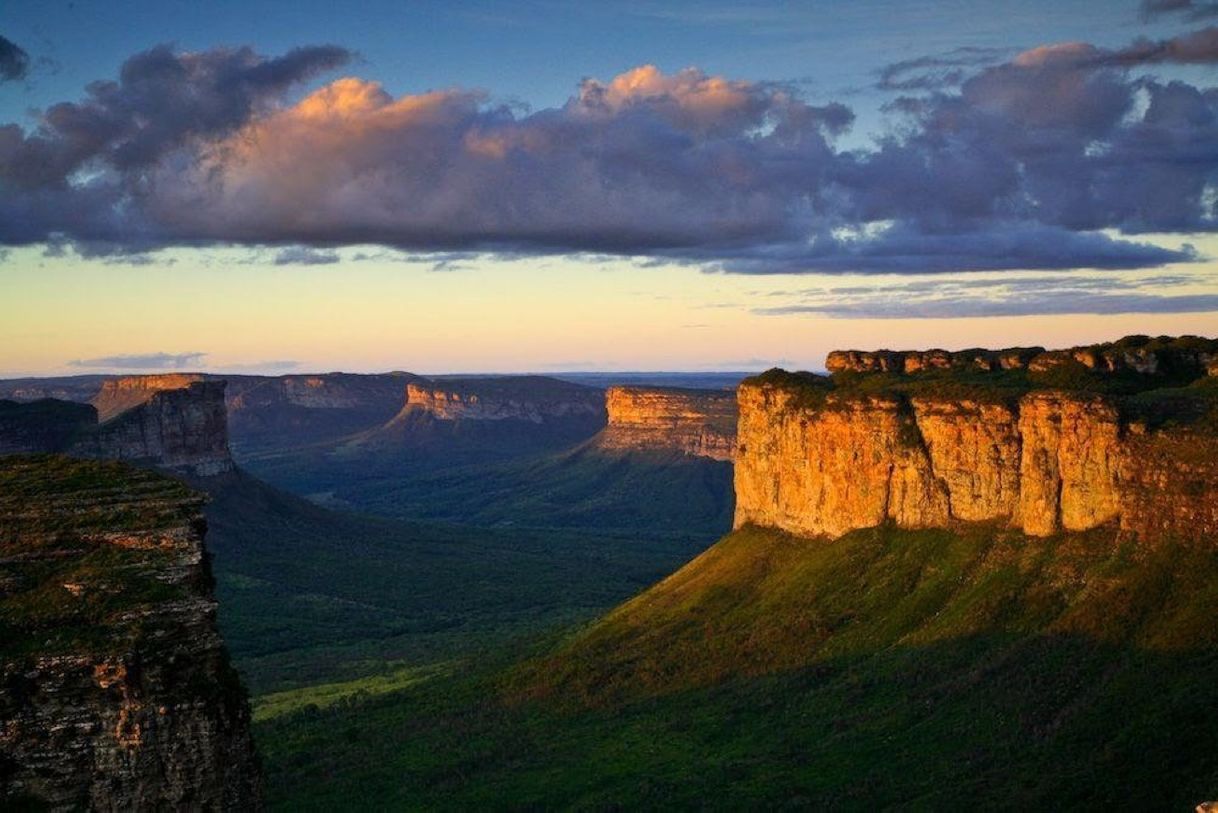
top-left (75, 381), bottom-right (233, 476)
top-left (595, 386), bottom-right (737, 461)
top-left (401, 377), bottom-right (605, 424)
top-left (734, 386), bottom-right (949, 538)
top-left (0, 456), bottom-right (261, 810)
top-left (92, 374), bottom-right (206, 422)
top-left (735, 380), bottom-right (1216, 544)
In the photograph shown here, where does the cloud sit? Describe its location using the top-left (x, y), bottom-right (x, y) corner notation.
top-left (877, 47), bottom-right (1011, 91)
top-left (1, 38), bottom-right (1216, 273)
top-left (1139, 0), bottom-right (1218, 21)
top-left (0, 35), bottom-right (29, 82)
top-left (273, 246), bottom-right (340, 265)
top-left (753, 273), bottom-right (1218, 318)
top-left (68, 351), bottom-right (207, 369)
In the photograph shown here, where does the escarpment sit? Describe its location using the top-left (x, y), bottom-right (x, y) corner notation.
top-left (0, 455), bottom-right (260, 810)
top-left (400, 376), bottom-right (605, 423)
top-left (595, 386), bottom-right (737, 461)
top-left (736, 336), bottom-right (1218, 544)
top-left (92, 374), bottom-right (206, 422)
top-left (0, 382), bottom-right (233, 477)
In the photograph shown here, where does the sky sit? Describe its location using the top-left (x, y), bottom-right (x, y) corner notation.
top-left (1, 0), bottom-right (1217, 375)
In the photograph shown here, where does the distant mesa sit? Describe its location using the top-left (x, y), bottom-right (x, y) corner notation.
top-left (91, 373), bottom-right (205, 421)
top-left (594, 385), bottom-right (737, 461)
top-left (401, 376), bottom-right (605, 424)
top-left (1, 380), bottom-right (233, 477)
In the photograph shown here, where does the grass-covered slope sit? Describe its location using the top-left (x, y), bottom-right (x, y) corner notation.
top-left (258, 524), bottom-right (1218, 809)
top-left (520, 524), bottom-right (1218, 702)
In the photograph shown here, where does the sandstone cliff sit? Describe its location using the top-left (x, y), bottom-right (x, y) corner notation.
top-left (826, 335), bottom-right (1217, 377)
top-left (92, 374), bottom-right (206, 422)
top-left (594, 386), bottom-right (736, 461)
top-left (736, 336), bottom-right (1218, 544)
top-left (78, 381), bottom-right (234, 476)
top-left (0, 383), bottom-right (233, 477)
top-left (0, 455), bottom-right (260, 809)
top-left (400, 376), bottom-right (604, 423)
top-left (222, 372), bottom-right (416, 452)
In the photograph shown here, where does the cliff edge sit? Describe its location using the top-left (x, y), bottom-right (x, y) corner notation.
top-left (594, 386), bottom-right (737, 461)
top-left (0, 382), bottom-right (233, 477)
top-left (0, 455), bottom-right (260, 809)
top-left (735, 336), bottom-right (1218, 543)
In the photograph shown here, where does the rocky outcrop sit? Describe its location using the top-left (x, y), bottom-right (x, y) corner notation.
top-left (1016, 393), bottom-right (1121, 536)
top-left (76, 381), bottom-right (233, 476)
top-left (595, 386), bottom-right (736, 461)
top-left (826, 347), bottom-right (1044, 374)
top-left (734, 387), bottom-right (949, 538)
top-left (0, 383), bottom-right (233, 477)
top-left (736, 341), bottom-right (1218, 544)
top-left (911, 398), bottom-right (1021, 522)
top-left (0, 455), bottom-right (260, 810)
top-left (92, 374), bottom-right (205, 422)
top-left (220, 373), bottom-right (417, 453)
top-left (401, 376), bottom-right (604, 424)
top-left (826, 336), bottom-right (1218, 378)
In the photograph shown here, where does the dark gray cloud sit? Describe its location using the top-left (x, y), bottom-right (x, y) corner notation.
top-left (877, 47), bottom-right (1011, 91)
top-left (68, 351), bottom-right (207, 369)
top-left (1139, 0), bottom-right (1218, 21)
top-left (273, 246), bottom-right (340, 265)
top-left (753, 272), bottom-right (1218, 318)
top-left (0, 35), bottom-right (29, 82)
top-left (0, 36), bottom-right (1215, 274)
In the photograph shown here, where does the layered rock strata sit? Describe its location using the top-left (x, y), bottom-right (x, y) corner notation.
top-left (79, 381), bottom-right (233, 476)
top-left (736, 349), bottom-right (1218, 544)
top-left (399, 377), bottom-right (605, 423)
top-left (0, 455), bottom-right (261, 809)
top-left (92, 374), bottom-right (205, 422)
top-left (0, 383), bottom-right (233, 477)
top-left (826, 336), bottom-right (1217, 377)
top-left (595, 386), bottom-right (737, 461)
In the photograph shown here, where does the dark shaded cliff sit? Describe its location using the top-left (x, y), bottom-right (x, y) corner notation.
top-left (0, 382), bottom-right (233, 477)
top-left (353, 376), bottom-right (606, 461)
top-left (0, 455), bottom-right (260, 809)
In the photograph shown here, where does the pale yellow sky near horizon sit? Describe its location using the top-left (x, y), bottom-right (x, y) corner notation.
top-left (2, 240), bottom-right (1217, 377)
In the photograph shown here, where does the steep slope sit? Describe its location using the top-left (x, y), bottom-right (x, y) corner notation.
top-left (0, 455), bottom-right (260, 809)
top-left (242, 380), bottom-right (736, 538)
